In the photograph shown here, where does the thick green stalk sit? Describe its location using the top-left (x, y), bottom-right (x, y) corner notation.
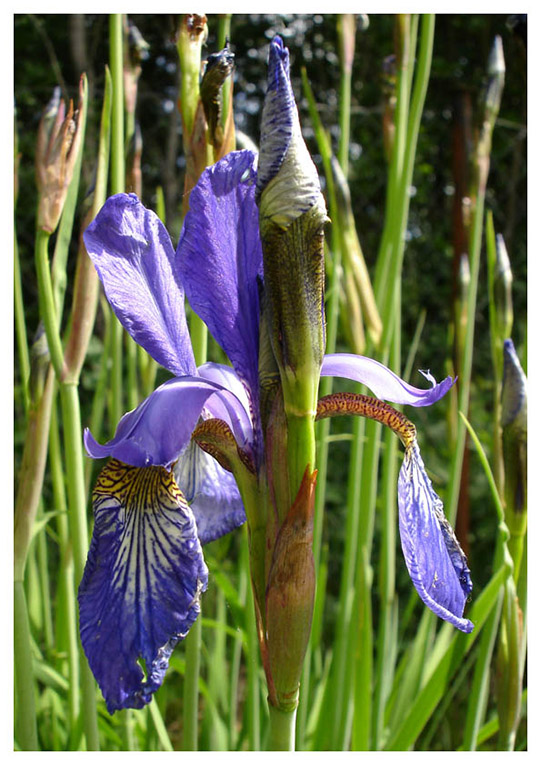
top-left (35, 230), bottom-right (66, 379)
top-left (485, 212), bottom-right (505, 493)
top-left (183, 616), bottom-right (202, 750)
top-left (14, 581), bottom-right (38, 750)
top-left (245, 546), bottom-right (261, 751)
top-left (60, 382), bottom-right (100, 750)
top-left (14, 233), bottom-right (30, 414)
top-left (337, 14), bottom-right (354, 175)
top-left (49, 398), bottom-right (80, 744)
top-left (229, 542), bottom-right (248, 748)
top-left (14, 365), bottom-right (55, 584)
top-left (267, 705), bottom-right (296, 751)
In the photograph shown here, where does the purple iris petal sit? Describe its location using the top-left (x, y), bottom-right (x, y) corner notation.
top-left (398, 442), bottom-right (473, 632)
top-left (321, 353), bottom-right (455, 407)
top-left (84, 193), bottom-right (196, 377)
top-left (256, 36), bottom-right (295, 198)
top-left (78, 459), bottom-right (208, 713)
top-left (176, 151), bottom-right (263, 408)
top-left (174, 440), bottom-right (246, 545)
top-left (84, 376), bottom-right (253, 468)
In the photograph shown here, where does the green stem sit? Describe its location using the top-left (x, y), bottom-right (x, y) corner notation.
top-left (14, 581), bottom-right (38, 750)
top-left (110, 15), bottom-right (125, 195)
top-left (14, 231), bottom-right (30, 415)
top-left (285, 412), bottom-right (316, 503)
top-left (60, 382), bottom-right (100, 750)
top-left (267, 705), bottom-right (297, 751)
top-left (182, 616), bottom-right (202, 750)
top-left (49, 397), bottom-right (80, 744)
top-left (35, 230), bottom-right (65, 379)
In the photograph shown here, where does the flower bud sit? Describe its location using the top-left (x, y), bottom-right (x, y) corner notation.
top-left (501, 339), bottom-right (527, 527)
top-left (28, 322), bottom-right (50, 408)
top-left (494, 234), bottom-right (514, 342)
top-left (124, 20), bottom-right (149, 118)
top-left (265, 467), bottom-right (317, 710)
top-left (36, 77), bottom-right (85, 233)
top-left (201, 45), bottom-right (235, 159)
top-left (257, 37), bottom-right (328, 423)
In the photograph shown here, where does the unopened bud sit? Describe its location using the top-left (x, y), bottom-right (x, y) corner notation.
top-left (501, 339), bottom-right (527, 524)
top-left (28, 322), bottom-right (50, 407)
top-left (337, 14), bottom-right (356, 75)
top-left (36, 77), bottom-right (86, 233)
top-left (126, 123), bottom-right (143, 196)
top-left (494, 233), bottom-right (514, 341)
top-left (201, 45), bottom-right (235, 156)
top-left (482, 36), bottom-right (505, 136)
top-left (266, 467), bottom-right (317, 710)
top-left (257, 37), bottom-right (328, 422)
top-left (382, 54), bottom-right (397, 163)
top-left (124, 20), bottom-right (149, 117)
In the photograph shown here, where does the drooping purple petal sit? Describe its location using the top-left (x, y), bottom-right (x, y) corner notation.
top-left (321, 353), bottom-right (455, 407)
top-left (174, 439), bottom-right (246, 545)
top-left (197, 361), bottom-right (262, 450)
top-left (398, 441), bottom-right (473, 632)
top-left (84, 193), bottom-right (196, 377)
top-left (176, 151), bottom-right (263, 408)
top-left (78, 459), bottom-right (208, 713)
top-left (84, 376), bottom-right (253, 468)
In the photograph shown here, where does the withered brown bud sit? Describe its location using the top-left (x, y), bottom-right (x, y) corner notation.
top-left (36, 76), bottom-right (86, 233)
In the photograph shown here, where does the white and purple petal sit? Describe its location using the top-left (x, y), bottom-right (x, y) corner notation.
top-left (174, 439), bottom-right (246, 545)
top-left (84, 375), bottom-right (254, 468)
top-left (398, 442), bottom-right (473, 633)
top-left (78, 459), bottom-right (208, 713)
top-left (321, 353), bottom-right (455, 407)
top-left (84, 193), bottom-right (196, 377)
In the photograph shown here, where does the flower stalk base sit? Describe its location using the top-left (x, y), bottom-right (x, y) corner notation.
top-left (266, 703), bottom-right (297, 751)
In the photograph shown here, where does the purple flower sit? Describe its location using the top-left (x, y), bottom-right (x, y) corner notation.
top-left (79, 37), bottom-right (470, 714)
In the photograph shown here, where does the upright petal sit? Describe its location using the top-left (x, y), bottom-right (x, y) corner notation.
top-left (84, 193), bottom-right (196, 377)
top-left (176, 151), bottom-right (263, 407)
top-left (398, 441), bottom-right (473, 632)
top-left (78, 459), bottom-right (208, 713)
top-left (174, 439), bottom-right (246, 545)
top-left (84, 375), bottom-right (254, 468)
top-left (321, 353), bottom-right (455, 407)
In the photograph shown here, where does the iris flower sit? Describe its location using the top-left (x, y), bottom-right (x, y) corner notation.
top-left (79, 36), bottom-right (472, 715)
